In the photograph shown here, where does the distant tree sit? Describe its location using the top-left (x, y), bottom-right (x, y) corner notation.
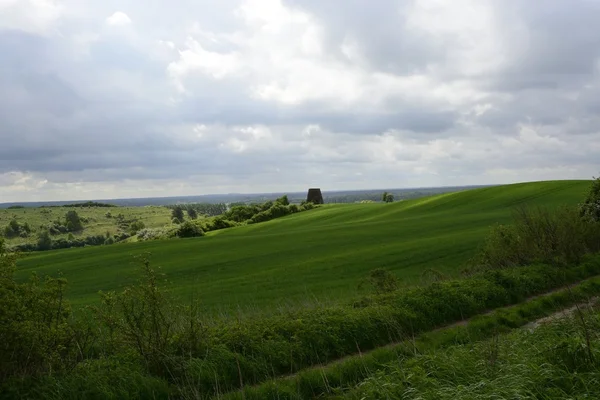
top-left (37, 231), bottom-right (53, 251)
top-left (276, 195), bottom-right (290, 206)
top-left (64, 210), bottom-right (83, 232)
top-left (171, 207), bottom-right (185, 223)
top-left (187, 208), bottom-right (198, 220)
top-left (382, 192), bottom-right (388, 202)
top-left (382, 192), bottom-right (394, 203)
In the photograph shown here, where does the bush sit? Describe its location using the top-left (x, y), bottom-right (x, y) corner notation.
top-left (472, 205), bottom-right (600, 269)
top-left (65, 211), bottom-right (83, 232)
top-left (3, 220), bottom-right (32, 239)
top-left (136, 228), bottom-right (168, 241)
top-left (37, 231), bottom-right (52, 251)
top-left (128, 221), bottom-right (145, 235)
top-left (175, 221), bottom-right (205, 238)
top-left (581, 175), bottom-right (600, 222)
top-left (0, 240), bottom-right (76, 383)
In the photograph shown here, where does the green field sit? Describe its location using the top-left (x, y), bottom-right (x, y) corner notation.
top-left (16, 180), bottom-right (591, 311)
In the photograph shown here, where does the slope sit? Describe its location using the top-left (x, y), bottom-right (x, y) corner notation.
top-left (15, 180), bottom-right (590, 311)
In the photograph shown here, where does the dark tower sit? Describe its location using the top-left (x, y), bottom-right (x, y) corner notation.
top-left (306, 188), bottom-right (324, 204)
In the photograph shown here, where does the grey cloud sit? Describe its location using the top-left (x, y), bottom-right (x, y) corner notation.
top-left (1, 0), bottom-right (600, 201)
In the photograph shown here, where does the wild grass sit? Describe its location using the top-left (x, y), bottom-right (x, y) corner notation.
top-left (341, 303), bottom-right (600, 400)
top-left (222, 275), bottom-right (600, 400)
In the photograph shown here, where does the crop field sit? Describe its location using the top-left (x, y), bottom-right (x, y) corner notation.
top-left (16, 180), bottom-right (591, 311)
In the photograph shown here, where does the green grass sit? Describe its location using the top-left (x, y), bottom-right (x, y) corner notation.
top-left (223, 274), bottom-right (600, 400)
top-left (15, 180), bottom-right (591, 310)
top-left (0, 206), bottom-right (172, 246)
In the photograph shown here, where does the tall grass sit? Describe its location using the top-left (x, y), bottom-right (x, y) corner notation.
top-left (344, 306), bottom-right (600, 399)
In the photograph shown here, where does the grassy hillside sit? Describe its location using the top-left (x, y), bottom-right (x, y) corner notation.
top-left (0, 205), bottom-right (172, 246)
top-left (16, 180), bottom-right (591, 311)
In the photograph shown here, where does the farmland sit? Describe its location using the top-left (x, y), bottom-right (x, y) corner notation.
top-left (16, 180), bottom-right (591, 311)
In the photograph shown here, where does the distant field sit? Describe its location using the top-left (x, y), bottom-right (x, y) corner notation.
top-left (16, 180), bottom-right (590, 312)
top-left (0, 206), bottom-right (172, 246)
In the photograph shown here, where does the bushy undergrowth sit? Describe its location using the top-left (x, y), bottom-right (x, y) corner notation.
top-left (344, 306), bottom-right (600, 400)
top-left (471, 204), bottom-right (600, 269)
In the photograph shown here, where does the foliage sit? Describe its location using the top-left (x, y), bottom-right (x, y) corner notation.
top-left (580, 175), bottom-right (600, 222)
top-left (61, 202), bottom-right (117, 208)
top-left (166, 202), bottom-right (228, 217)
top-left (128, 220), bottom-right (145, 235)
top-left (7, 205), bottom-right (25, 209)
top-left (36, 231), bottom-right (52, 251)
top-left (136, 228), bottom-right (170, 241)
top-left (276, 195), bottom-right (290, 206)
top-left (171, 207), bottom-right (184, 224)
top-left (92, 255), bottom-right (181, 374)
top-left (0, 240), bottom-right (75, 384)
top-left (64, 210), bottom-right (84, 232)
top-left (473, 204), bottom-right (600, 269)
top-left (187, 208), bottom-right (198, 220)
top-left (174, 221), bottom-right (205, 238)
top-left (2, 219), bottom-right (32, 238)
top-left (382, 192), bottom-right (394, 203)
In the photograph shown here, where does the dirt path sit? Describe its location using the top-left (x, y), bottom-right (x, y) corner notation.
top-left (524, 296), bottom-right (599, 331)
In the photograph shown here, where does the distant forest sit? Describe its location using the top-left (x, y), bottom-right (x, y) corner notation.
top-left (0, 185), bottom-right (490, 209)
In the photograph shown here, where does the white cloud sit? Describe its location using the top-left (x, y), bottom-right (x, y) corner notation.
top-left (106, 11), bottom-right (132, 26)
top-left (0, 0), bottom-right (62, 34)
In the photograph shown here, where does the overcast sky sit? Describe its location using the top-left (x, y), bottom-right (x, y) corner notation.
top-left (1, 0), bottom-right (600, 202)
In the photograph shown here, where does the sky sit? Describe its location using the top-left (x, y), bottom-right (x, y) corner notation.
top-left (1, 0), bottom-right (600, 202)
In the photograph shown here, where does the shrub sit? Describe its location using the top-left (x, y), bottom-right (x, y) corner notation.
top-left (175, 221), bottom-right (205, 238)
top-left (65, 211), bottom-right (83, 232)
top-left (128, 220), bottom-right (145, 235)
top-left (136, 228), bottom-right (168, 241)
top-left (0, 240), bottom-right (76, 382)
top-left (93, 255), bottom-right (185, 375)
top-left (36, 231), bottom-right (52, 251)
top-left (472, 205), bottom-right (600, 269)
top-left (3, 220), bottom-right (32, 239)
top-left (581, 175), bottom-right (600, 222)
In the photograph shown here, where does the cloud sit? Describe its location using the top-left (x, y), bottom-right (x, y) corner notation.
top-left (105, 11), bottom-right (132, 26)
top-left (1, 0), bottom-right (600, 202)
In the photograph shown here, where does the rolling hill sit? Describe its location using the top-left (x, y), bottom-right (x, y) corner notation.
top-left (15, 180), bottom-right (591, 312)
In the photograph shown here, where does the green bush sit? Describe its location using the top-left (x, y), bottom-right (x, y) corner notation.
top-left (128, 220), bottom-right (145, 235)
top-left (580, 175), bottom-right (600, 222)
top-left (472, 205), bottom-right (600, 269)
top-left (3, 220), bottom-right (32, 238)
top-left (36, 231), bottom-right (52, 251)
top-left (175, 221), bottom-right (204, 238)
top-left (0, 240), bottom-right (76, 383)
